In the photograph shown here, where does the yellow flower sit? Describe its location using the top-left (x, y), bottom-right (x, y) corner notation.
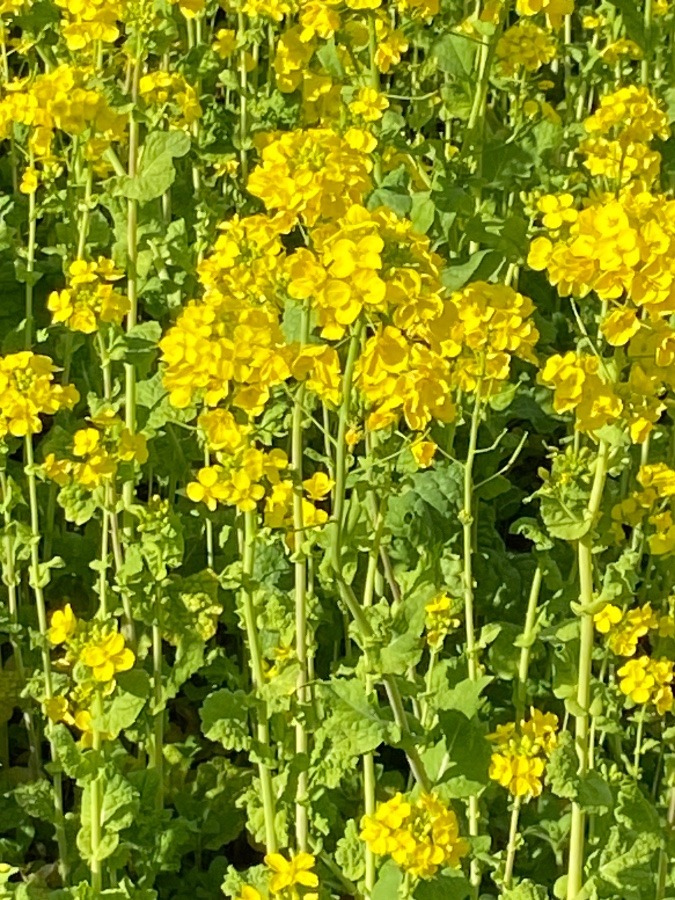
top-left (601, 308), bottom-right (641, 347)
top-left (264, 851), bottom-right (319, 893)
top-left (594, 603), bottom-right (622, 634)
top-left (213, 28), bottom-right (236, 58)
top-left (73, 427), bottom-right (100, 457)
top-left (20, 167), bottom-right (39, 194)
top-left (411, 439), bottom-right (437, 468)
top-left (618, 657), bottom-right (654, 704)
top-left (349, 87), bottom-right (389, 122)
top-left (48, 604), bottom-right (77, 645)
top-left (236, 888), bottom-right (262, 900)
top-left (186, 466), bottom-right (229, 512)
top-left (80, 631), bottom-right (135, 683)
top-left (303, 471), bottom-right (334, 500)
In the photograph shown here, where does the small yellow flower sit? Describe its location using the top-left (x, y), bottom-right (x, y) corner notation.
top-left (20, 167), bottom-right (39, 194)
top-left (236, 888), bottom-right (262, 900)
top-left (593, 603), bottom-right (622, 634)
top-left (411, 439), bottom-right (437, 468)
top-left (80, 631), bottom-right (135, 683)
top-left (264, 851), bottom-right (319, 893)
top-left (618, 657), bottom-right (654, 704)
top-left (349, 87), bottom-right (389, 122)
top-left (48, 604), bottom-right (77, 645)
top-left (303, 471), bottom-right (335, 500)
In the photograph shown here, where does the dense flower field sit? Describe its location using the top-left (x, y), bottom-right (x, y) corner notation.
top-left (0, 0), bottom-right (674, 896)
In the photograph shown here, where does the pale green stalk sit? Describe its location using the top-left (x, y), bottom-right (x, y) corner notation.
top-left (503, 796), bottom-right (522, 889)
top-left (642, 0), bottom-right (653, 85)
top-left (516, 565), bottom-right (543, 720)
top-left (123, 53), bottom-right (142, 519)
top-left (90, 693), bottom-right (103, 892)
top-left (567, 440), bottom-right (609, 900)
top-left (237, 12), bottom-right (249, 182)
top-left (241, 510), bottom-right (277, 852)
top-left (24, 437), bottom-right (69, 881)
top-left (24, 152), bottom-right (37, 348)
top-left (462, 385), bottom-right (484, 896)
top-left (151, 587), bottom-right (164, 811)
top-left (0, 472), bottom-right (41, 775)
top-left (292, 308), bottom-right (310, 851)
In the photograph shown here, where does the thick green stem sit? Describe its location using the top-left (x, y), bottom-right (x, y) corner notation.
top-left (24, 436), bottom-right (69, 882)
top-left (516, 565), bottom-right (543, 720)
top-left (237, 12), bottom-right (249, 182)
top-left (90, 693), bottom-right (103, 892)
top-left (24, 154), bottom-right (37, 348)
top-left (123, 54), bottom-right (142, 519)
top-left (292, 308), bottom-right (310, 852)
top-left (241, 510), bottom-right (277, 852)
top-left (642, 0), bottom-right (653, 85)
top-left (0, 472), bottom-right (41, 776)
top-left (567, 440), bottom-right (609, 900)
top-left (462, 387), bottom-right (483, 896)
top-left (503, 796), bottom-right (522, 889)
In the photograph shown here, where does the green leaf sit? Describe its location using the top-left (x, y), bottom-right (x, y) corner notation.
top-left (117, 131), bottom-right (191, 202)
top-left (437, 710), bottom-right (491, 796)
top-left (431, 33), bottom-right (477, 78)
top-left (200, 689), bottom-right (252, 752)
top-left (414, 870), bottom-right (471, 900)
top-left (95, 670), bottom-right (151, 737)
top-left (442, 250), bottom-right (502, 292)
top-left (372, 860), bottom-right (403, 900)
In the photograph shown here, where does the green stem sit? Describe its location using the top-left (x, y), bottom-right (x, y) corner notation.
top-left (567, 440), bottom-right (609, 900)
top-left (292, 308), bottom-right (310, 852)
top-left (24, 436), bottom-right (69, 882)
top-left (237, 12), bottom-right (249, 182)
top-left (90, 693), bottom-right (103, 892)
top-left (632, 705), bottom-right (647, 781)
top-left (0, 472), bottom-right (41, 776)
top-left (241, 510), bottom-right (277, 852)
top-left (24, 152), bottom-right (37, 348)
top-left (123, 53), bottom-right (142, 518)
top-left (332, 322), bottom-right (363, 544)
top-left (642, 0), bottom-right (653, 85)
top-left (462, 386), bottom-right (483, 896)
top-left (503, 796), bottom-right (522, 889)
top-left (151, 588), bottom-right (164, 811)
top-left (516, 565), bottom-right (543, 720)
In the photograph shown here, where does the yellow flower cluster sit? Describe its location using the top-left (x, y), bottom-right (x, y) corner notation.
top-left (46, 604), bottom-right (136, 743)
top-left (236, 851), bottom-right (318, 900)
top-left (360, 792), bottom-right (469, 879)
top-left (0, 65), bottom-right (125, 159)
top-left (55, 0), bottom-right (123, 50)
top-left (0, 352), bottom-right (79, 438)
top-left (577, 86), bottom-right (670, 186)
top-left (496, 21), bottom-right (557, 76)
top-left (138, 71), bottom-right (202, 126)
top-left (515, 0), bottom-right (573, 29)
top-left (424, 593), bottom-right (461, 649)
top-left (247, 128), bottom-right (373, 227)
top-left (617, 657), bottom-right (674, 714)
top-left (489, 709), bottom-right (558, 798)
top-left (611, 463), bottom-right (675, 553)
top-left (47, 258), bottom-right (128, 334)
top-left (160, 228), bottom-right (291, 415)
top-left (356, 280), bottom-right (538, 431)
top-left (43, 411), bottom-right (148, 490)
top-left (187, 445), bottom-right (288, 514)
top-left (288, 204), bottom-right (443, 340)
top-left (594, 601), bottom-right (659, 656)
top-left (538, 351), bottom-right (662, 442)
